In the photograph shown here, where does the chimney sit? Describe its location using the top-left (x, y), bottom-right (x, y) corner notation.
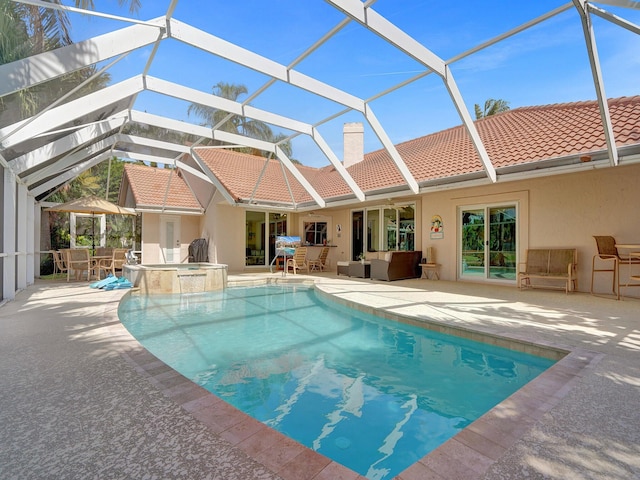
top-left (343, 122), bottom-right (364, 168)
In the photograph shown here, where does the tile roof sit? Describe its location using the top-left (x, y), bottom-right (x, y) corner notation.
top-left (152, 96), bottom-right (640, 208)
top-left (123, 163), bottom-right (202, 211)
top-left (194, 149), bottom-right (354, 206)
top-left (396, 95), bottom-right (640, 182)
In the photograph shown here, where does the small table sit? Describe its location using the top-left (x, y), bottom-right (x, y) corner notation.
top-left (614, 244), bottom-right (640, 298)
top-left (337, 261), bottom-right (350, 276)
top-left (419, 263), bottom-right (439, 280)
top-left (631, 252), bottom-right (640, 282)
top-left (91, 255), bottom-right (112, 279)
top-left (348, 261), bottom-right (371, 279)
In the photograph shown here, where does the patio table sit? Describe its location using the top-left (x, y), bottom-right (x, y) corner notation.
top-left (631, 251), bottom-right (640, 282)
top-left (614, 244), bottom-right (640, 297)
top-left (91, 255), bottom-right (112, 279)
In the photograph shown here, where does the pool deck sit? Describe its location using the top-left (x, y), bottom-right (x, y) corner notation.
top-left (1, 272), bottom-right (639, 480)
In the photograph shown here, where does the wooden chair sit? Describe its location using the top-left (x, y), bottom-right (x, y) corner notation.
top-left (286, 247), bottom-right (308, 274)
top-left (309, 246), bottom-right (330, 272)
top-left (52, 250), bottom-right (68, 277)
top-left (66, 248), bottom-right (93, 281)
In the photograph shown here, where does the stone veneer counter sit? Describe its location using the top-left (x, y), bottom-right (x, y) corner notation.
top-left (123, 263), bottom-right (227, 295)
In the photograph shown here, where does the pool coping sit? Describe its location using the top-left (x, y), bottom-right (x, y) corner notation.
top-left (117, 278), bottom-right (603, 480)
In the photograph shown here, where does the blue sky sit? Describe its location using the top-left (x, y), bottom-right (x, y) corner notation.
top-left (62, 1), bottom-right (640, 167)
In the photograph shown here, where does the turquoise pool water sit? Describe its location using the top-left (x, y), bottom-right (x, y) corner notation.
top-left (119, 285), bottom-right (554, 479)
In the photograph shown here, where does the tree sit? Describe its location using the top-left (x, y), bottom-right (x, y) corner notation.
top-left (188, 82), bottom-right (294, 160)
top-left (0, 0), bottom-right (140, 124)
top-left (474, 99), bottom-right (510, 120)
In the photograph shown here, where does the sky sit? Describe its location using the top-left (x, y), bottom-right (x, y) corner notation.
top-left (56, 0), bottom-right (640, 167)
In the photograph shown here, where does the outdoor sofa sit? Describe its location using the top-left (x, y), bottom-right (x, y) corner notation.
top-left (369, 250), bottom-right (422, 281)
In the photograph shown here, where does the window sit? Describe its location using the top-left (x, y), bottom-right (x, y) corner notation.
top-left (304, 221), bottom-right (327, 245)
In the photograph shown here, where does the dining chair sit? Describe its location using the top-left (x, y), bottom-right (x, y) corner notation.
top-left (96, 248), bottom-right (129, 278)
top-left (52, 250), bottom-right (68, 277)
top-left (591, 236), bottom-right (640, 299)
top-left (66, 248), bottom-right (93, 281)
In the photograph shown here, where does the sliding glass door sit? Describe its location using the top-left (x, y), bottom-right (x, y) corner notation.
top-left (460, 205), bottom-right (517, 281)
top-left (246, 211), bottom-right (288, 266)
top-left (352, 205), bottom-right (415, 260)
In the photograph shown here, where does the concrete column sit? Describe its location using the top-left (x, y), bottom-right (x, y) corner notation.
top-left (3, 168), bottom-right (16, 301)
top-left (16, 182), bottom-right (27, 290)
top-left (27, 194), bottom-right (36, 283)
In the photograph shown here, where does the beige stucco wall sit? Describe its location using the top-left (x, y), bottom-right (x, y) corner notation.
top-left (419, 163), bottom-right (640, 295)
top-left (202, 192), bottom-right (244, 268)
top-left (193, 163), bottom-right (640, 296)
top-left (204, 201), bottom-right (354, 272)
top-left (140, 212), bottom-right (202, 264)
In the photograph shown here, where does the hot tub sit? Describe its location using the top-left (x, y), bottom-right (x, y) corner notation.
top-left (123, 263), bottom-right (227, 295)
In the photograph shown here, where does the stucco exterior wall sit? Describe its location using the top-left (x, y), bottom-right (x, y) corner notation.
top-left (203, 191), bottom-right (248, 271)
top-left (140, 212), bottom-right (158, 264)
top-left (195, 163), bottom-right (639, 296)
top-left (140, 212), bottom-right (201, 264)
top-left (419, 163), bottom-right (640, 295)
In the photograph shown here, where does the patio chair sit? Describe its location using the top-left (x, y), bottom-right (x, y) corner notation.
top-left (96, 248), bottom-right (129, 278)
top-left (66, 248), bottom-right (93, 281)
top-left (52, 250), bottom-right (68, 277)
top-left (286, 247), bottom-right (308, 274)
top-left (591, 236), bottom-right (640, 299)
top-left (309, 246), bottom-right (330, 272)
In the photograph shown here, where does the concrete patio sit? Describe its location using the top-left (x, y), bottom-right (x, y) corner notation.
top-left (1, 274), bottom-right (638, 480)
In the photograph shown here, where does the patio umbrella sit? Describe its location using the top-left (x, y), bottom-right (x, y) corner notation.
top-left (46, 195), bottom-right (135, 252)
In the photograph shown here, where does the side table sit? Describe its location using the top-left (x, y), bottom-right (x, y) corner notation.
top-left (349, 261), bottom-right (371, 278)
top-left (419, 263), bottom-right (439, 280)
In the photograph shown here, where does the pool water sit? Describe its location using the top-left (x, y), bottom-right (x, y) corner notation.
top-left (119, 285), bottom-right (554, 480)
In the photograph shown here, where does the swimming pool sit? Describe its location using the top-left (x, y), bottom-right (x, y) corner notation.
top-left (119, 284), bottom-right (555, 479)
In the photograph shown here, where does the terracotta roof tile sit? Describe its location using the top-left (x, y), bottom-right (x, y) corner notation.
top-left (194, 149), bottom-right (355, 205)
top-left (189, 96), bottom-right (640, 205)
top-left (123, 163), bottom-right (201, 210)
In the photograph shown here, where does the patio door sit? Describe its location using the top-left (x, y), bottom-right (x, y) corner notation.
top-left (460, 205), bottom-right (517, 281)
top-left (160, 215), bottom-right (181, 264)
top-left (352, 210), bottom-right (364, 261)
top-left (352, 205), bottom-right (416, 260)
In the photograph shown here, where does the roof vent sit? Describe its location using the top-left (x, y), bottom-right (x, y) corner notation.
top-left (343, 122), bottom-right (364, 168)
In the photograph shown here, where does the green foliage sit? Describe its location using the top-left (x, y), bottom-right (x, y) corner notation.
top-left (47, 158), bottom-right (140, 251)
top-left (474, 99), bottom-right (510, 120)
top-left (0, 0), bottom-right (129, 124)
top-left (188, 81), bottom-right (295, 161)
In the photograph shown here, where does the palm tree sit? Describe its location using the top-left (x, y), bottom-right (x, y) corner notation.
top-left (474, 99), bottom-right (510, 120)
top-left (0, 0), bottom-right (140, 124)
top-left (188, 82), bottom-right (294, 159)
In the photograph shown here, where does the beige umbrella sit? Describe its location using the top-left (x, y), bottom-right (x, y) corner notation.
top-left (46, 196), bottom-right (135, 251)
